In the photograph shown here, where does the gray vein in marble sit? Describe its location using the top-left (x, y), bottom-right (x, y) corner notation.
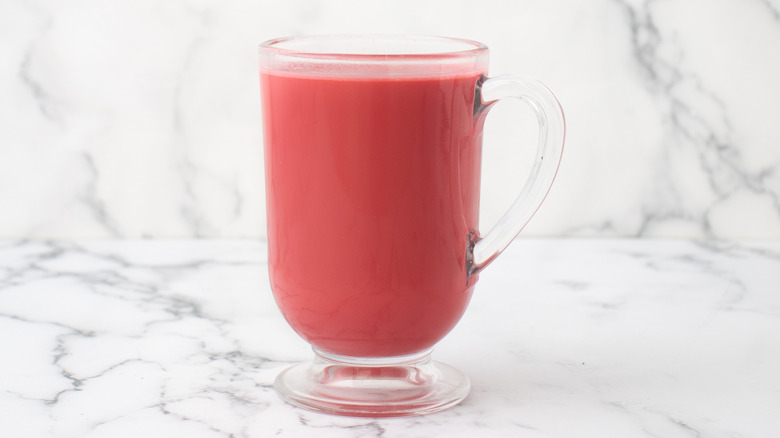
top-left (563, 220), bottom-right (621, 238)
top-left (21, 239), bottom-right (258, 277)
top-left (12, 245), bottom-right (154, 294)
top-left (617, 0), bottom-right (713, 235)
top-left (761, 0), bottom-right (780, 20)
top-left (0, 313), bottom-right (91, 415)
top-left (670, 418), bottom-right (701, 438)
top-left (555, 280), bottom-right (590, 291)
top-left (615, 0), bottom-right (780, 237)
top-left (609, 402), bottom-right (706, 438)
top-left (0, 240), bottom-right (278, 410)
top-left (19, 47), bottom-right (57, 122)
top-left (15, 11), bottom-right (127, 240)
top-left (177, 122), bottom-right (211, 239)
top-left (172, 8), bottom-right (216, 238)
top-left (172, 103), bottom-right (247, 238)
top-left (80, 153), bottom-right (122, 238)
top-left (157, 396), bottom-right (237, 438)
top-left (298, 413), bottom-right (388, 436)
top-left (633, 210), bottom-right (705, 239)
top-left (16, 6), bottom-right (58, 124)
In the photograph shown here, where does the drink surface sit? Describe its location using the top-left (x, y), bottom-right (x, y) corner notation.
top-left (261, 70), bottom-right (485, 357)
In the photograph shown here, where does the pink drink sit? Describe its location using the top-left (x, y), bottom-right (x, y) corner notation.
top-left (261, 71), bottom-right (486, 357)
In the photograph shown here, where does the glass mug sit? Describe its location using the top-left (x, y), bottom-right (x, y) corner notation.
top-left (259, 35), bottom-right (565, 416)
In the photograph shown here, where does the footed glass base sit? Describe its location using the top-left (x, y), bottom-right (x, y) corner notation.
top-left (274, 348), bottom-right (470, 417)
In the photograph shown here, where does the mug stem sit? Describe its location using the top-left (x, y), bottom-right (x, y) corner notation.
top-left (274, 348), bottom-right (470, 416)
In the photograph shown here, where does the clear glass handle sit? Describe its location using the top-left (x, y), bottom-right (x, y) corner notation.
top-left (470, 75), bottom-right (566, 270)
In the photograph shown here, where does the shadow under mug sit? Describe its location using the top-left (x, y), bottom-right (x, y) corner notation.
top-left (259, 35), bottom-right (565, 417)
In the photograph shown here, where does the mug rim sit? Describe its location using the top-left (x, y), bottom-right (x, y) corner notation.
top-left (259, 35), bottom-right (488, 59)
top-left (259, 35), bottom-right (489, 77)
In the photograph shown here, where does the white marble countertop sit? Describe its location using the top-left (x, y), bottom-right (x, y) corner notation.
top-left (1, 238), bottom-right (778, 437)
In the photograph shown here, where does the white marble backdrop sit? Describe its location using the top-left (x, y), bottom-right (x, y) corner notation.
top-left (1, 0), bottom-right (779, 239)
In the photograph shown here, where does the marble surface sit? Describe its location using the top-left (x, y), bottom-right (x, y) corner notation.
top-left (1, 238), bottom-right (778, 437)
top-left (2, 0), bottom-right (780, 239)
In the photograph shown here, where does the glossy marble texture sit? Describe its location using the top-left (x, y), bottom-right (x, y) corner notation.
top-left (2, 0), bottom-right (779, 239)
top-left (1, 239), bottom-right (778, 437)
